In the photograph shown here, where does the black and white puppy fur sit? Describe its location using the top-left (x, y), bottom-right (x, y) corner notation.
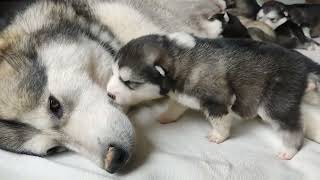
top-left (225, 0), bottom-right (260, 19)
top-left (210, 12), bottom-right (277, 43)
top-left (203, 12), bottom-right (294, 50)
top-left (207, 10), bottom-right (279, 46)
top-left (107, 32), bottom-right (320, 160)
top-left (257, 1), bottom-right (320, 50)
top-left (208, 12), bottom-right (251, 38)
top-left (258, 1), bottom-right (320, 38)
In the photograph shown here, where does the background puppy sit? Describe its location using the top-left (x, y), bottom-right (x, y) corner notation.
top-left (257, 1), bottom-right (320, 49)
top-left (208, 12), bottom-right (276, 42)
top-left (107, 32), bottom-right (320, 160)
top-left (238, 16), bottom-right (277, 42)
top-left (207, 12), bottom-right (251, 38)
top-left (225, 0), bottom-right (260, 18)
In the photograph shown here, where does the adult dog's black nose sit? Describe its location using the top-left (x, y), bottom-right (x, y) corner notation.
top-left (107, 92), bottom-right (116, 100)
top-left (104, 145), bottom-right (129, 174)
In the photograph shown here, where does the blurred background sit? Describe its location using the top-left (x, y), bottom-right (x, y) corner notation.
top-left (0, 0), bottom-right (318, 31)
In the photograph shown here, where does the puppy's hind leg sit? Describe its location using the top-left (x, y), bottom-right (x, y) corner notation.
top-left (157, 99), bottom-right (187, 124)
top-left (258, 106), bottom-right (304, 160)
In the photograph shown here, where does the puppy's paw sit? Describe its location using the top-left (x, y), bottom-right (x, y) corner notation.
top-left (157, 113), bottom-right (178, 124)
top-left (207, 130), bottom-right (229, 144)
top-left (277, 148), bottom-right (298, 160)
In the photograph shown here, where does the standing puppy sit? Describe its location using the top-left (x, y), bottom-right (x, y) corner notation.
top-left (107, 32), bottom-right (320, 160)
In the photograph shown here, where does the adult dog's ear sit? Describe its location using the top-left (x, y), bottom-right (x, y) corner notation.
top-left (0, 38), bottom-right (16, 79)
top-left (0, 38), bottom-right (9, 56)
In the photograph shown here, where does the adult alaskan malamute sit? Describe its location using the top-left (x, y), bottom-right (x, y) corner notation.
top-left (0, 0), bottom-right (225, 173)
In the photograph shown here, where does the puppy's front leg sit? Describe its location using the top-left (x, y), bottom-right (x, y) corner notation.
top-left (158, 99), bottom-right (188, 124)
top-left (207, 113), bottom-right (234, 144)
top-left (204, 103), bottom-right (233, 144)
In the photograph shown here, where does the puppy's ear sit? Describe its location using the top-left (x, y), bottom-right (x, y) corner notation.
top-left (143, 44), bottom-right (162, 65)
top-left (277, 3), bottom-right (289, 17)
top-left (283, 11), bottom-right (288, 17)
top-left (143, 43), bottom-right (175, 95)
top-left (0, 37), bottom-right (27, 72)
top-left (143, 43), bottom-right (169, 72)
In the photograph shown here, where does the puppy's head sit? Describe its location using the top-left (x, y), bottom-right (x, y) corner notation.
top-left (107, 35), bottom-right (175, 106)
top-left (257, 1), bottom-right (289, 30)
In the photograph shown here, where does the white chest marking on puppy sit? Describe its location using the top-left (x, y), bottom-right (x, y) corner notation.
top-left (167, 32), bottom-right (196, 48)
top-left (169, 92), bottom-right (201, 110)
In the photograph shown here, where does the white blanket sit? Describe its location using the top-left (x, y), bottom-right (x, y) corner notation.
top-left (1, 47), bottom-right (320, 180)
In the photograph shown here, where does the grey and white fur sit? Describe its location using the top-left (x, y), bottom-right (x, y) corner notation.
top-left (107, 32), bottom-right (320, 160)
top-left (0, 0), bottom-right (225, 173)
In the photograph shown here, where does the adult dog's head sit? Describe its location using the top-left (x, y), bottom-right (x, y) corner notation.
top-left (0, 7), bottom-right (135, 174)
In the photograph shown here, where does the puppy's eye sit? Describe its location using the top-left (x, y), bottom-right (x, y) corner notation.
top-left (208, 17), bottom-right (216, 21)
top-left (270, 18), bottom-right (277, 22)
top-left (49, 95), bottom-right (63, 118)
top-left (124, 80), bottom-right (143, 90)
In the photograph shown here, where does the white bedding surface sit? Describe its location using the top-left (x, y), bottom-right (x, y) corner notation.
top-left (1, 47), bottom-right (320, 180)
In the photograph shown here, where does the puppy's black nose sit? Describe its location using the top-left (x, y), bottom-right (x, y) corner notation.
top-left (107, 92), bottom-right (116, 100)
top-left (104, 145), bottom-right (129, 174)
